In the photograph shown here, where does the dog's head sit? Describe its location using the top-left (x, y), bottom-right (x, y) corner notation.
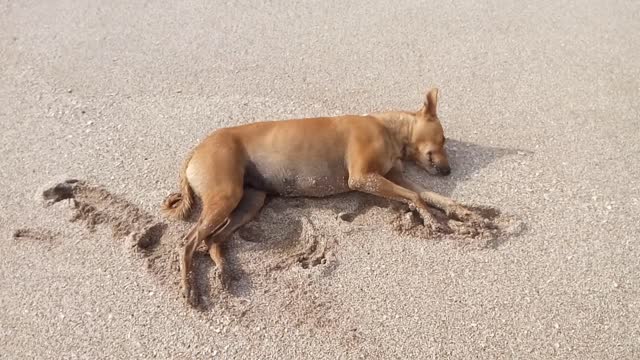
top-left (408, 88), bottom-right (450, 176)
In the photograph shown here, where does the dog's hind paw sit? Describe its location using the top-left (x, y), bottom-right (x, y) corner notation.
top-left (185, 286), bottom-right (200, 307)
top-left (213, 268), bottom-right (232, 290)
top-left (181, 276), bottom-right (200, 307)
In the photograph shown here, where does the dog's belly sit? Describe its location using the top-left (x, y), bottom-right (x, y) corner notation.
top-left (245, 159), bottom-right (350, 197)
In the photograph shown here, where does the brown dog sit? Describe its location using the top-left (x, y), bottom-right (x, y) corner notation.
top-left (163, 88), bottom-right (479, 305)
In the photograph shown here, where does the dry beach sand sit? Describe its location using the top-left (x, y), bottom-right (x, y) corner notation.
top-left (2, 0), bottom-right (640, 358)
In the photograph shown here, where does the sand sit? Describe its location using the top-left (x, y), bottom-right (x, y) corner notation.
top-left (2, 0), bottom-right (640, 358)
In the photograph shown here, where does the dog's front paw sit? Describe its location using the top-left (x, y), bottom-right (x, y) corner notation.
top-left (448, 220), bottom-right (480, 237)
top-left (446, 206), bottom-right (498, 237)
top-left (447, 205), bottom-right (487, 226)
top-left (416, 208), bottom-right (450, 235)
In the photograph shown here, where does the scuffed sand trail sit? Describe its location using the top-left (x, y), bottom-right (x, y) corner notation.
top-left (41, 179), bottom-right (165, 249)
top-left (30, 179), bottom-right (524, 312)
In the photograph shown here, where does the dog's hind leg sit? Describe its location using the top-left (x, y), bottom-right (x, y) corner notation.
top-left (181, 190), bottom-right (243, 306)
top-left (179, 135), bottom-right (249, 306)
top-left (204, 188), bottom-right (267, 286)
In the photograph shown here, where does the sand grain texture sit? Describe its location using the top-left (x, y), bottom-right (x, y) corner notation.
top-left (2, 0), bottom-right (640, 358)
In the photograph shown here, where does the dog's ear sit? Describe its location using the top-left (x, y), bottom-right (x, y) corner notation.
top-left (423, 88), bottom-right (438, 117)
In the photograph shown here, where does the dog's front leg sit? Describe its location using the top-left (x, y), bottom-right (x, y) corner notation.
top-left (385, 169), bottom-right (478, 223)
top-left (347, 171), bottom-right (442, 232)
top-left (348, 172), bottom-right (421, 207)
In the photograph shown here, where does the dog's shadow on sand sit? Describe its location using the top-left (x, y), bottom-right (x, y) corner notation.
top-left (190, 139), bottom-right (531, 307)
top-left (311, 139), bottom-right (531, 222)
top-left (406, 139), bottom-right (530, 197)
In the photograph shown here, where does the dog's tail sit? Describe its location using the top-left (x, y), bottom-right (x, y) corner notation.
top-left (162, 151), bottom-right (195, 221)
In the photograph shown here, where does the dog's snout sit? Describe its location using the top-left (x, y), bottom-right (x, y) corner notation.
top-left (438, 166), bottom-right (451, 176)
